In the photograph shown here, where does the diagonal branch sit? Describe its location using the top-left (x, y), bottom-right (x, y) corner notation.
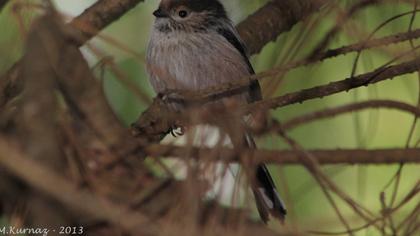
top-left (237, 0), bottom-right (325, 54)
top-left (69, 0), bottom-right (145, 45)
top-left (247, 57), bottom-right (420, 112)
top-left (17, 13), bottom-right (72, 229)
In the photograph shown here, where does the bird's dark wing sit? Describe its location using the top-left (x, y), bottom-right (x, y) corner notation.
top-left (216, 27), bottom-right (262, 102)
top-left (218, 27), bottom-right (287, 223)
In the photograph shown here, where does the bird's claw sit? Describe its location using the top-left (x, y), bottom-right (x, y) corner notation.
top-left (169, 125), bottom-right (186, 137)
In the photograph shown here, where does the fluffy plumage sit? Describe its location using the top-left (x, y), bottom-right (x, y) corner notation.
top-left (146, 0), bottom-right (286, 223)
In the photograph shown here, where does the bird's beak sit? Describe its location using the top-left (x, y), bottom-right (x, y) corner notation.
top-left (153, 8), bottom-right (168, 18)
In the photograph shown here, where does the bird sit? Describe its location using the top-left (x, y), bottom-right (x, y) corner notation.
top-left (146, 0), bottom-right (286, 223)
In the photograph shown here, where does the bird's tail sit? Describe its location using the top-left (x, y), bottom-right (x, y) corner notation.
top-left (245, 134), bottom-right (287, 223)
top-left (253, 164), bottom-right (287, 223)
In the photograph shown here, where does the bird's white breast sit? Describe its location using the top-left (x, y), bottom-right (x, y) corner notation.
top-left (146, 28), bottom-right (251, 94)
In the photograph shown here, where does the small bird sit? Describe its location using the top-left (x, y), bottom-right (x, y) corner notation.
top-left (146, 0), bottom-right (286, 223)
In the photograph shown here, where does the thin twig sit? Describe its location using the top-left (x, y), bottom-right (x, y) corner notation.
top-left (308, 181), bottom-right (420, 235)
top-left (309, 0), bottom-right (382, 57)
top-left (281, 100), bottom-right (420, 130)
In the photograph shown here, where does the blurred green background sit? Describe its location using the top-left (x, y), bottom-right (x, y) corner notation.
top-left (0, 0), bottom-right (419, 235)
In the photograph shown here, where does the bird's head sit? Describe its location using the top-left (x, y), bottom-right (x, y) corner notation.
top-left (152, 0), bottom-right (228, 32)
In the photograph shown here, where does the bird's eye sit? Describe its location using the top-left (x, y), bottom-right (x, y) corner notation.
top-left (178, 10), bottom-right (188, 18)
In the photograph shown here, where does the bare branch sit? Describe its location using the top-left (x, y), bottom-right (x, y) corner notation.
top-left (281, 100), bottom-right (420, 130)
top-left (69, 0), bottom-right (145, 45)
top-left (248, 57), bottom-right (420, 112)
top-left (238, 0), bottom-right (325, 55)
top-left (55, 23), bottom-right (131, 148)
top-left (278, 27), bottom-right (420, 73)
top-left (144, 145), bottom-right (420, 165)
top-left (17, 13), bottom-right (73, 229)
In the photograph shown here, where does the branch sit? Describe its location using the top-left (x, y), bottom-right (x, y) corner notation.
top-left (47, 10), bottom-right (154, 186)
top-left (276, 27), bottom-right (420, 74)
top-left (143, 144), bottom-right (420, 165)
top-left (281, 100), bottom-right (420, 130)
top-left (315, 28), bottom-right (420, 62)
top-left (69, 0), bottom-right (145, 45)
top-left (55, 22), bottom-right (132, 148)
top-left (17, 13), bottom-right (72, 228)
top-left (248, 57), bottom-right (420, 111)
top-left (237, 0), bottom-right (324, 55)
